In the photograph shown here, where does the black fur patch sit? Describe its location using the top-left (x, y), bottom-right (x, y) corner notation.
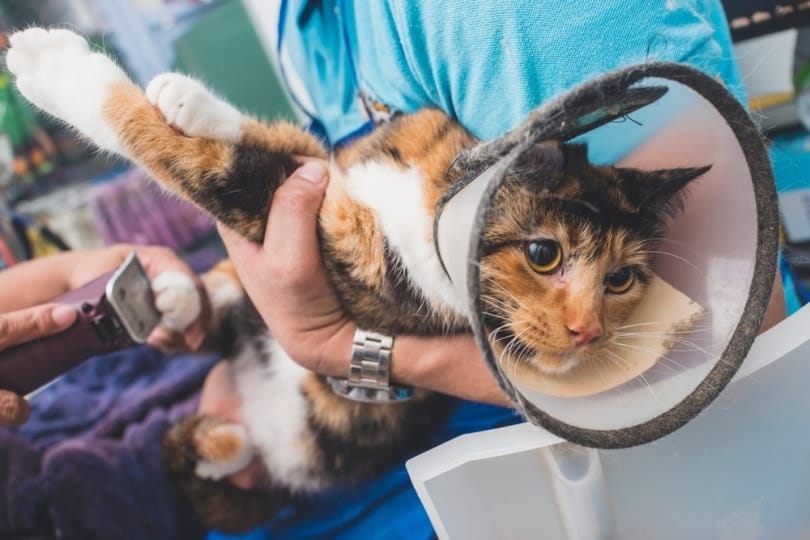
top-left (306, 382), bottom-right (457, 484)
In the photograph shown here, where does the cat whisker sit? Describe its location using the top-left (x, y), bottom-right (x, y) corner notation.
top-left (642, 236), bottom-right (691, 249)
top-left (612, 336), bottom-right (736, 371)
top-left (636, 249), bottom-right (698, 271)
top-left (615, 321), bottom-right (712, 331)
top-left (488, 321), bottom-right (515, 345)
top-left (498, 325), bottom-right (538, 379)
top-left (601, 348), bottom-right (635, 371)
top-left (480, 294), bottom-right (516, 316)
top-left (484, 280), bottom-right (533, 315)
top-left (613, 329), bottom-right (711, 338)
top-left (602, 348), bottom-right (660, 403)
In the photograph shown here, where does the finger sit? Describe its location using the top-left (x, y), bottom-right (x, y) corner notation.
top-left (0, 389), bottom-right (30, 427)
top-left (264, 161), bottom-right (328, 258)
top-left (0, 304), bottom-right (77, 350)
top-left (146, 326), bottom-right (179, 350)
top-left (183, 321), bottom-right (206, 351)
top-left (139, 246), bottom-right (193, 278)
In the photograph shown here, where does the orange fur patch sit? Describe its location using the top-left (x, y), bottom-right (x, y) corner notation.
top-left (241, 118), bottom-right (327, 159)
top-left (320, 179), bottom-right (386, 288)
top-left (205, 259), bottom-right (241, 288)
top-left (103, 81), bottom-right (234, 197)
top-left (193, 421), bottom-right (246, 463)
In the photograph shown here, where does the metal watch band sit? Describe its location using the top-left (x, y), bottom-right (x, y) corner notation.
top-left (327, 329), bottom-right (414, 403)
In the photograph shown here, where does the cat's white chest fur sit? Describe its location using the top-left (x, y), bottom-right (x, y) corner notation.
top-left (340, 161), bottom-right (469, 319)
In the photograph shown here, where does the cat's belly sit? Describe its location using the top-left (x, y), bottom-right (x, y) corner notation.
top-left (231, 335), bottom-right (326, 493)
top-left (336, 160), bottom-right (469, 320)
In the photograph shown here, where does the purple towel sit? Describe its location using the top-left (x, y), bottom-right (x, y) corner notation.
top-left (86, 168), bottom-right (215, 250)
top-left (0, 347), bottom-right (218, 539)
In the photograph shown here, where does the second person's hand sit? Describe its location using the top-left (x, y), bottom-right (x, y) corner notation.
top-left (0, 303), bottom-right (77, 427)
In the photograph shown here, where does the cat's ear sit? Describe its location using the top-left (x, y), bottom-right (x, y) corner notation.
top-left (619, 165), bottom-right (711, 217)
top-left (453, 139), bottom-right (565, 180)
top-left (510, 140), bottom-right (566, 181)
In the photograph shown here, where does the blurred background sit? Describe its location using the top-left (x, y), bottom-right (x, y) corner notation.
top-left (0, 0), bottom-right (296, 271)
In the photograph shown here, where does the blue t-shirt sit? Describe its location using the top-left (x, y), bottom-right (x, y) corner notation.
top-left (212, 2), bottom-right (756, 538)
top-left (279, 0), bottom-right (744, 145)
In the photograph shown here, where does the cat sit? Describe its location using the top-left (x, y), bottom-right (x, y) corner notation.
top-left (6, 28), bottom-right (709, 532)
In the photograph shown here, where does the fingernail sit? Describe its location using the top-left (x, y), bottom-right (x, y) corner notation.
top-left (51, 305), bottom-right (77, 327)
top-left (296, 161), bottom-right (328, 184)
top-left (0, 392), bottom-right (28, 426)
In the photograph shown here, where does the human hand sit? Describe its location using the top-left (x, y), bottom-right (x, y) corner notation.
top-left (216, 160), bottom-right (355, 377)
top-left (132, 246), bottom-right (210, 353)
top-left (0, 303), bottom-right (77, 427)
top-left (61, 244), bottom-right (210, 352)
top-left (217, 162), bottom-right (511, 407)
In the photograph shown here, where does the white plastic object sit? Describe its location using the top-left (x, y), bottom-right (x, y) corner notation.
top-left (407, 305), bottom-right (810, 539)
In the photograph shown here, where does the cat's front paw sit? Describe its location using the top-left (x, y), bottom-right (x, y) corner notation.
top-left (6, 28), bottom-right (130, 153)
top-left (151, 272), bottom-right (202, 333)
top-left (145, 73), bottom-right (243, 142)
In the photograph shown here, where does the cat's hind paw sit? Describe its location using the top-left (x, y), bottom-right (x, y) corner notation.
top-left (6, 27), bottom-right (130, 154)
top-left (193, 421), bottom-right (255, 481)
top-left (145, 73), bottom-right (243, 142)
top-left (151, 271), bottom-right (202, 333)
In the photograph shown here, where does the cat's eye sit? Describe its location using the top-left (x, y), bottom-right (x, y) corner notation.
top-left (605, 267), bottom-right (635, 294)
top-left (525, 240), bottom-right (562, 274)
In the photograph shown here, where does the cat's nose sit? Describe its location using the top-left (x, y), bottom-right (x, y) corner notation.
top-left (567, 323), bottom-right (603, 346)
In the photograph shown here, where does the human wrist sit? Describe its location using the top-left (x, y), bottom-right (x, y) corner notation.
top-left (312, 319), bottom-right (357, 377)
top-left (325, 326), bottom-right (415, 402)
top-left (392, 334), bottom-right (511, 407)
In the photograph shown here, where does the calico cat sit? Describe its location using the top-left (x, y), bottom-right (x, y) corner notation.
top-left (7, 28), bottom-right (709, 532)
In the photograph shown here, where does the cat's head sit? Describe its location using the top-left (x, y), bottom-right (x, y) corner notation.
top-left (478, 141), bottom-right (709, 375)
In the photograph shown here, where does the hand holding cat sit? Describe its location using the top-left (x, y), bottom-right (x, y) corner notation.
top-left (216, 160), bottom-right (357, 378)
top-left (217, 161), bottom-right (512, 407)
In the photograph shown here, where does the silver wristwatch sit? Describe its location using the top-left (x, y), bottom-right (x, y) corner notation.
top-left (327, 329), bottom-right (414, 403)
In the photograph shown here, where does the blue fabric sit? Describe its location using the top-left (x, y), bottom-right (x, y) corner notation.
top-left (756, 131), bottom-right (810, 313)
top-left (0, 348), bottom-right (216, 539)
top-left (281, 0), bottom-right (744, 145)
top-left (780, 251), bottom-right (805, 315)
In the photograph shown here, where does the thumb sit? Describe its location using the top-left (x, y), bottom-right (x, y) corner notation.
top-left (0, 389), bottom-right (29, 427)
top-left (264, 160), bottom-right (328, 253)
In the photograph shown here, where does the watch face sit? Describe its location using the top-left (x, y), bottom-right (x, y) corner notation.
top-left (105, 252), bottom-right (162, 343)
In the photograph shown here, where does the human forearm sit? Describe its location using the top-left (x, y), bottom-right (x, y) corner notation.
top-left (305, 321), bottom-right (511, 407)
top-left (391, 333), bottom-right (510, 407)
top-left (0, 244), bottom-right (133, 312)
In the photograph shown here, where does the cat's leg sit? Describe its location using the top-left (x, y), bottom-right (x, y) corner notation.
top-left (188, 417), bottom-right (255, 481)
top-left (232, 337), bottom-right (456, 492)
top-left (163, 414), bottom-right (288, 533)
top-left (6, 28), bottom-right (129, 154)
top-left (7, 28), bottom-right (327, 243)
top-left (144, 73), bottom-right (243, 143)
